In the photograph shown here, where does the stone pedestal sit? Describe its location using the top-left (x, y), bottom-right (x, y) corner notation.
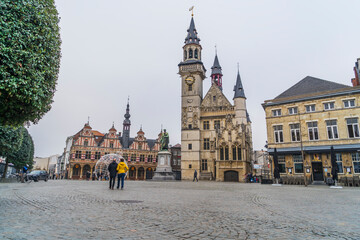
top-left (152, 150), bottom-right (175, 181)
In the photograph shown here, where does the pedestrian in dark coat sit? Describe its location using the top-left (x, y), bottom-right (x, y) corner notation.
top-left (193, 170), bottom-right (198, 182)
top-left (108, 159), bottom-right (118, 189)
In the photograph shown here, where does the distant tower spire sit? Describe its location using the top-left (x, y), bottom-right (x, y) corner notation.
top-left (122, 98), bottom-right (131, 148)
top-left (211, 50), bottom-right (223, 90)
top-left (233, 65), bottom-right (246, 99)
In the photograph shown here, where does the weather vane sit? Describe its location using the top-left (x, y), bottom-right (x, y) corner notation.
top-left (189, 6), bottom-right (194, 16)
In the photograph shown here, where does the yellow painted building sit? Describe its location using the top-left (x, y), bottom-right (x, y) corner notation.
top-left (263, 75), bottom-right (360, 185)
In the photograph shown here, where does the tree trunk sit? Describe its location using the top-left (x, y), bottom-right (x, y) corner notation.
top-left (2, 158), bottom-right (9, 179)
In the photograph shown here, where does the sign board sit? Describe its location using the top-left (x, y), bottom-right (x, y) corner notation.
top-left (253, 164), bottom-right (262, 169)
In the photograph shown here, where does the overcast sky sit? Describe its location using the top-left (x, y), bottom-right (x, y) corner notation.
top-left (28, 0), bottom-right (360, 157)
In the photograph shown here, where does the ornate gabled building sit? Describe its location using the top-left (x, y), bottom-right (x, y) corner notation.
top-left (179, 16), bottom-right (253, 182)
top-left (68, 102), bottom-right (161, 180)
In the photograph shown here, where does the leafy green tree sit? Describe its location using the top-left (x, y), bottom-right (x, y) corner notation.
top-left (5, 127), bottom-right (34, 176)
top-left (0, 0), bottom-right (61, 126)
top-left (0, 124), bottom-right (24, 178)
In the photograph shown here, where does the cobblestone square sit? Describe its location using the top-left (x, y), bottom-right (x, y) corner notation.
top-left (0, 180), bottom-right (359, 239)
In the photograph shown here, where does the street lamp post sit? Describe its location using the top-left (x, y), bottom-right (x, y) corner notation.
top-left (298, 112), bottom-right (308, 187)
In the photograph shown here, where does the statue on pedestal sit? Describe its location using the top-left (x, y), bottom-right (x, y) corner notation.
top-left (160, 129), bottom-right (169, 151)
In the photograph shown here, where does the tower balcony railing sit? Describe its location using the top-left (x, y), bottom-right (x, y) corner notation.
top-left (201, 106), bottom-right (234, 112)
top-left (180, 64), bottom-right (204, 72)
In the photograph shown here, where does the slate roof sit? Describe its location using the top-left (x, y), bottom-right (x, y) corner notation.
top-left (211, 54), bottom-right (222, 75)
top-left (184, 17), bottom-right (200, 45)
top-left (275, 76), bottom-right (349, 100)
top-left (233, 70), bottom-right (246, 99)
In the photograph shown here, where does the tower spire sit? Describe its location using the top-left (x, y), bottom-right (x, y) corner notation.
top-left (211, 50), bottom-right (223, 90)
top-left (233, 66), bottom-right (246, 99)
top-left (122, 98), bottom-right (131, 148)
top-left (184, 16), bottom-right (200, 45)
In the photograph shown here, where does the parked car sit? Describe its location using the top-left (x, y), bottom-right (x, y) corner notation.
top-left (27, 170), bottom-right (49, 182)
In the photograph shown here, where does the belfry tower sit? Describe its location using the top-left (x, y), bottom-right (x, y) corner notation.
top-left (122, 100), bottom-right (131, 148)
top-left (211, 54), bottom-right (223, 90)
top-left (178, 15), bottom-right (206, 180)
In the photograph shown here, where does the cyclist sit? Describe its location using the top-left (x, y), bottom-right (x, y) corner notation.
top-left (22, 164), bottom-right (29, 182)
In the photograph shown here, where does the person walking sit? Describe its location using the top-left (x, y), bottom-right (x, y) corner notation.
top-left (116, 159), bottom-right (129, 190)
top-left (193, 170), bottom-right (198, 182)
top-left (108, 159), bottom-right (118, 190)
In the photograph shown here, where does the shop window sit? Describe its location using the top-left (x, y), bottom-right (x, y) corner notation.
top-left (293, 154), bottom-right (303, 173)
top-left (278, 155), bottom-right (286, 173)
top-left (352, 153), bottom-right (360, 173)
top-left (336, 154), bottom-right (343, 174)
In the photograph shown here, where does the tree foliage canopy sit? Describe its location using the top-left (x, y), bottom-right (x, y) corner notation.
top-left (0, 124), bottom-right (23, 156)
top-left (6, 127), bottom-right (34, 170)
top-left (0, 0), bottom-right (61, 126)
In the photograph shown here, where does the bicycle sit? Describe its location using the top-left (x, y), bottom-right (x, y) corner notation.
top-left (17, 173), bottom-right (32, 183)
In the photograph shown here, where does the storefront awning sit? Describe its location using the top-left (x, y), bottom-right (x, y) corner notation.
top-left (268, 144), bottom-right (360, 155)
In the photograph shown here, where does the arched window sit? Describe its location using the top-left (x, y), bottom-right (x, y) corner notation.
top-left (220, 148), bottom-right (224, 160)
top-left (194, 49), bottom-right (198, 59)
top-left (184, 50), bottom-right (187, 60)
top-left (238, 147), bottom-right (242, 160)
top-left (189, 49), bottom-right (193, 58)
top-left (84, 139), bottom-right (88, 146)
top-left (232, 146), bottom-right (237, 160)
top-left (225, 146), bottom-right (229, 160)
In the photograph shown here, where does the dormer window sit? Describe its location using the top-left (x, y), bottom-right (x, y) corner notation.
top-left (84, 139), bottom-right (88, 146)
top-left (213, 96), bottom-right (216, 102)
top-left (109, 142), bottom-right (114, 148)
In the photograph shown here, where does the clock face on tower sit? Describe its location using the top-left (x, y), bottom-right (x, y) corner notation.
top-left (185, 76), bottom-right (195, 85)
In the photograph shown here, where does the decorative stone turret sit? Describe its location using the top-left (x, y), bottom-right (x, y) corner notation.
top-left (211, 54), bottom-right (223, 90)
top-left (122, 100), bottom-right (131, 148)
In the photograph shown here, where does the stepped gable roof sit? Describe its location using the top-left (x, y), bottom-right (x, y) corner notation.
top-left (275, 76), bottom-right (349, 100)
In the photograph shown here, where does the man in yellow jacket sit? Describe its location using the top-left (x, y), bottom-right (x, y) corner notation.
top-left (116, 159), bottom-right (129, 190)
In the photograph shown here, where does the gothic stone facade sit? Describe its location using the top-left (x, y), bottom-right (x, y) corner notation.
top-left (179, 17), bottom-right (253, 182)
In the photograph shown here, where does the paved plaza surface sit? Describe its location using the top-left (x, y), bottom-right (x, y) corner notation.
top-left (0, 180), bottom-right (359, 240)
